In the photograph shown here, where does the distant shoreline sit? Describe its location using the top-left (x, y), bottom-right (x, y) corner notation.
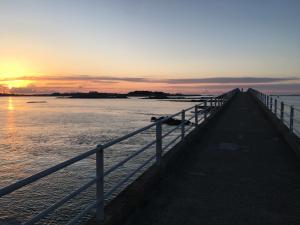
top-left (0, 91), bottom-right (204, 99)
top-left (1, 92), bottom-right (300, 100)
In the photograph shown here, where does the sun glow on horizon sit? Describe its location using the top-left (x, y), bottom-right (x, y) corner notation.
top-left (1, 80), bottom-right (33, 89)
top-left (0, 61), bottom-right (37, 89)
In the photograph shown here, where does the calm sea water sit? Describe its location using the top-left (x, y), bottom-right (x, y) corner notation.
top-left (0, 97), bottom-right (196, 224)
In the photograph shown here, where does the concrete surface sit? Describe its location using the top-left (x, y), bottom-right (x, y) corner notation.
top-left (125, 92), bottom-right (300, 225)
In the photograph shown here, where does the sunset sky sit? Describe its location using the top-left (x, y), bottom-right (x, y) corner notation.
top-left (0, 0), bottom-right (300, 94)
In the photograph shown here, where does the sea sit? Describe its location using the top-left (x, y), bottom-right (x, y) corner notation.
top-left (0, 96), bottom-right (196, 225)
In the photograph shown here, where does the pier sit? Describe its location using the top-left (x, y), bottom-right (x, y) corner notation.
top-left (0, 89), bottom-right (300, 225)
top-left (123, 90), bottom-right (300, 225)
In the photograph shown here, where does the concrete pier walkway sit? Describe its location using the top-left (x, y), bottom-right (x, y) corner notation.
top-left (126, 92), bottom-right (300, 225)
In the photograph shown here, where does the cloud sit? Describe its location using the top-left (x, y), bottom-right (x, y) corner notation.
top-left (0, 75), bottom-right (150, 83)
top-left (159, 77), bottom-right (299, 84)
top-left (1, 75), bottom-right (298, 84)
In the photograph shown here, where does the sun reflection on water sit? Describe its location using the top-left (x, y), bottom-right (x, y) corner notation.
top-left (1, 97), bottom-right (31, 187)
top-left (8, 97), bottom-right (14, 111)
top-left (5, 97), bottom-right (16, 151)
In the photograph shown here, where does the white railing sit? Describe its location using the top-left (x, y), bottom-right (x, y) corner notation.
top-left (249, 88), bottom-right (300, 138)
top-left (0, 89), bottom-right (239, 225)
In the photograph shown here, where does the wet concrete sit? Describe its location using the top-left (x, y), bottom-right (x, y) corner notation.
top-left (125, 92), bottom-right (300, 225)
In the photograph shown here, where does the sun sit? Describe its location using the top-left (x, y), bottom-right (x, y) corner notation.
top-left (3, 80), bottom-right (33, 89)
top-left (0, 60), bottom-right (36, 89)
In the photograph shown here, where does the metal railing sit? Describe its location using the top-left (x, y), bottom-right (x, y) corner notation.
top-left (249, 88), bottom-right (300, 138)
top-left (0, 89), bottom-right (239, 225)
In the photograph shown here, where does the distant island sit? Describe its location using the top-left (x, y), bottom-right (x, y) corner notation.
top-left (127, 91), bottom-right (183, 99)
top-left (0, 90), bottom-right (185, 99)
top-left (59, 92), bottom-right (127, 99)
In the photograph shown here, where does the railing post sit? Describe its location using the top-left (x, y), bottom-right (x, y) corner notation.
top-left (181, 110), bottom-right (185, 140)
top-left (265, 95), bottom-right (267, 105)
top-left (96, 145), bottom-right (104, 224)
top-left (290, 106), bottom-right (294, 132)
top-left (280, 102), bottom-right (284, 122)
top-left (204, 101), bottom-right (207, 120)
top-left (275, 99), bottom-right (277, 116)
top-left (156, 121), bottom-right (162, 163)
top-left (195, 105), bottom-right (199, 125)
top-left (270, 97), bottom-right (273, 112)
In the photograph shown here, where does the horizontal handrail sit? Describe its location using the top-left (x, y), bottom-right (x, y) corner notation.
top-left (294, 118), bottom-right (300, 124)
top-left (24, 178), bottom-right (97, 225)
top-left (162, 123), bottom-right (182, 139)
top-left (294, 129), bottom-right (300, 137)
top-left (105, 154), bottom-right (156, 200)
top-left (104, 139), bottom-right (156, 176)
top-left (162, 133), bottom-right (182, 151)
top-left (186, 114), bottom-right (196, 122)
top-left (0, 88), bottom-right (239, 225)
top-left (67, 200), bottom-right (98, 225)
top-left (294, 107), bottom-right (300, 113)
top-left (0, 146), bottom-right (101, 197)
top-left (185, 123), bottom-right (195, 133)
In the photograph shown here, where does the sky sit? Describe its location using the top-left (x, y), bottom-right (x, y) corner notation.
top-left (0, 0), bottom-right (300, 94)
